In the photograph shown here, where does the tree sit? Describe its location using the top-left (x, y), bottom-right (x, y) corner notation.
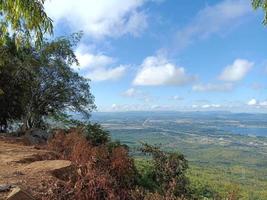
top-left (22, 33), bottom-right (96, 130)
top-left (0, 33), bottom-right (96, 131)
top-left (140, 143), bottom-right (190, 198)
top-left (82, 123), bottom-right (110, 146)
top-left (252, 0), bottom-right (267, 25)
top-left (0, 35), bottom-right (29, 132)
top-left (0, 0), bottom-right (53, 47)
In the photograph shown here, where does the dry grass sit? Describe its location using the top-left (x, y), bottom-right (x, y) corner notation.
top-left (45, 128), bottom-right (138, 200)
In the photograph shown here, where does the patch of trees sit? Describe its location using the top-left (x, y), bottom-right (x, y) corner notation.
top-left (139, 143), bottom-right (190, 198)
top-left (0, 33), bottom-right (95, 132)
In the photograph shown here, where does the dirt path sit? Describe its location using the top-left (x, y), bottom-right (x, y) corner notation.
top-left (0, 137), bottom-right (71, 199)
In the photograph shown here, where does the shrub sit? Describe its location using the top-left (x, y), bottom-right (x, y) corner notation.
top-left (46, 127), bottom-right (192, 200)
top-left (46, 127), bottom-right (138, 200)
top-left (82, 123), bottom-right (110, 146)
top-left (140, 143), bottom-right (190, 199)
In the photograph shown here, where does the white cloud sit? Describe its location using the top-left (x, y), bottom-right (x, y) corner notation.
top-left (170, 95), bottom-right (184, 101)
top-left (191, 102), bottom-right (229, 110)
top-left (86, 65), bottom-right (126, 81)
top-left (201, 104), bottom-right (221, 109)
top-left (247, 99), bottom-right (267, 107)
top-left (133, 55), bottom-right (196, 86)
top-left (75, 46), bottom-right (115, 70)
top-left (259, 101), bottom-right (267, 107)
top-left (103, 100), bottom-right (267, 112)
top-left (45, 0), bottom-right (150, 38)
top-left (192, 105), bottom-right (199, 109)
top-left (192, 59), bottom-right (253, 92)
top-left (122, 88), bottom-right (139, 97)
top-left (219, 59), bottom-right (253, 82)
top-left (109, 103), bottom-right (155, 111)
top-left (122, 88), bottom-right (153, 103)
top-left (192, 83), bottom-right (234, 92)
top-left (72, 45), bottom-right (127, 81)
top-left (247, 98), bottom-right (257, 106)
top-left (175, 0), bottom-right (252, 50)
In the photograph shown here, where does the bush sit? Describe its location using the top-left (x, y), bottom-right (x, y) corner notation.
top-left (82, 123), bottom-right (110, 146)
top-left (47, 127), bottom-right (138, 200)
top-left (46, 127), bottom-right (193, 200)
top-left (139, 143), bottom-right (190, 199)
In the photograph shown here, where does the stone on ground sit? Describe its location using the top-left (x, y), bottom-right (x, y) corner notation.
top-left (6, 187), bottom-right (35, 200)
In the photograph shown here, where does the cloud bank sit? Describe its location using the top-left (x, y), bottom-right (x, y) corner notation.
top-left (193, 83), bottom-right (234, 92)
top-left (72, 45), bottom-right (127, 81)
top-left (133, 55), bottom-right (196, 86)
top-left (45, 0), bottom-right (150, 38)
top-left (219, 59), bottom-right (253, 82)
top-left (175, 0), bottom-right (252, 50)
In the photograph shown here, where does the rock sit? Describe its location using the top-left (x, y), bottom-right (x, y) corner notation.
top-left (23, 129), bottom-right (51, 145)
top-left (0, 184), bottom-right (11, 192)
top-left (6, 187), bottom-right (35, 200)
top-left (22, 160), bottom-right (72, 174)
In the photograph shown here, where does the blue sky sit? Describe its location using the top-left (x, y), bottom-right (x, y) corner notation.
top-left (45, 0), bottom-right (267, 112)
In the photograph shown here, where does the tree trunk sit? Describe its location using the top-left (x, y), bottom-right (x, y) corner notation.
top-left (0, 118), bottom-right (8, 133)
top-left (21, 112), bottom-right (44, 132)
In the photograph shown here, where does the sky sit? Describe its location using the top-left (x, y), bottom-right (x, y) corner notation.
top-left (45, 0), bottom-right (267, 113)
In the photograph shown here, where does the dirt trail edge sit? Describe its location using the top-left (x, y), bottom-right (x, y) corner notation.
top-left (0, 138), bottom-right (72, 200)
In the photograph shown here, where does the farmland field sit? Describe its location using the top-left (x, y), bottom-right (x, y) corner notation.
top-left (92, 111), bottom-right (267, 199)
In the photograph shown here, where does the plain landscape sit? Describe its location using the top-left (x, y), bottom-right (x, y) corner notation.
top-left (92, 111), bottom-right (267, 199)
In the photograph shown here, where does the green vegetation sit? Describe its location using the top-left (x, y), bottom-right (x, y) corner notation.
top-left (82, 123), bottom-right (111, 146)
top-left (252, 0), bottom-right (267, 24)
top-left (0, 0), bottom-right (53, 47)
top-left (45, 127), bottom-right (193, 199)
top-left (135, 157), bottom-right (267, 199)
top-left (93, 112), bottom-right (267, 199)
top-left (188, 164), bottom-right (267, 199)
top-left (0, 33), bottom-right (95, 132)
top-left (139, 143), bottom-right (190, 197)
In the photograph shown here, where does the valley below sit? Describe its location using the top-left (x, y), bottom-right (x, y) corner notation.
top-left (92, 111), bottom-right (267, 199)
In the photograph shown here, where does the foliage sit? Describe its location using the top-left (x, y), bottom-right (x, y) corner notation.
top-left (81, 123), bottom-right (111, 146)
top-left (0, 33), bottom-right (95, 131)
top-left (47, 127), bottom-right (138, 200)
top-left (139, 143), bottom-right (190, 198)
top-left (106, 112), bottom-right (267, 199)
top-left (252, 0), bottom-right (267, 24)
top-left (0, 35), bottom-right (30, 132)
top-left (130, 189), bottom-right (184, 200)
top-left (188, 176), bottom-right (221, 199)
top-left (21, 33), bottom-right (95, 130)
top-left (134, 159), bottom-right (158, 191)
top-left (45, 127), bottom-right (194, 200)
top-left (186, 164), bottom-right (267, 200)
top-left (0, 0), bottom-right (53, 47)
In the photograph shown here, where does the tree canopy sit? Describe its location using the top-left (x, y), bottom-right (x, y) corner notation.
top-left (0, 0), bottom-right (53, 47)
top-left (0, 33), bottom-right (95, 132)
top-left (252, 0), bottom-right (267, 25)
top-left (140, 143), bottom-right (190, 198)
